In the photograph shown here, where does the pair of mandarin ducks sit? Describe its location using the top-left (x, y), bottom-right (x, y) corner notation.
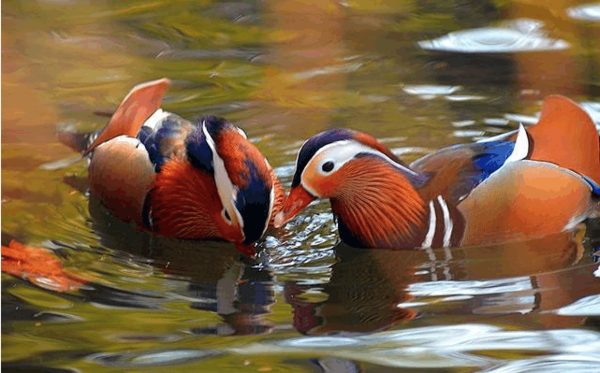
top-left (59, 78), bottom-right (600, 256)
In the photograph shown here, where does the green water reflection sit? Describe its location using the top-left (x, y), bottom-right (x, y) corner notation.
top-left (3, 0), bottom-right (600, 372)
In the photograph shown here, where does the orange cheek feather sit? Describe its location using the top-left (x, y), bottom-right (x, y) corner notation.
top-left (149, 159), bottom-right (245, 244)
top-left (328, 158), bottom-right (427, 248)
top-left (312, 175), bottom-right (341, 197)
top-left (302, 167), bottom-right (340, 198)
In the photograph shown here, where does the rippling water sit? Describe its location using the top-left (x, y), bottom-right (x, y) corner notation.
top-left (3, 0), bottom-right (600, 372)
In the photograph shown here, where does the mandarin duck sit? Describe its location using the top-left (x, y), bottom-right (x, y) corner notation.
top-left (59, 78), bottom-right (284, 256)
top-left (275, 95), bottom-right (600, 249)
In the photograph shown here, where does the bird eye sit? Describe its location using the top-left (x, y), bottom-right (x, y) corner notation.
top-left (222, 209), bottom-right (232, 223)
top-left (321, 161), bottom-right (335, 173)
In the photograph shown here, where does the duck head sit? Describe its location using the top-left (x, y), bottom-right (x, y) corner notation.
top-left (275, 129), bottom-right (429, 248)
top-left (149, 116), bottom-right (280, 256)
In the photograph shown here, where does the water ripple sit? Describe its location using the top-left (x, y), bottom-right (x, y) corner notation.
top-left (418, 19), bottom-right (569, 53)
top-left (402, 84), bottom-right (461, 96)
top-left (482, 355), bottom-right (600, 373)
top-left (408, 277), bottom-right (534, 296)
top-left (555, 294), bottom-right (600, 316)
top-left (87, 349), bottom-right (222, 368)
top-left (567, 4), bottom-right (600, 22)
top-left (280, 336), bottom-right (361, 348)
top-left (504, 113), bottom-right (539, 125)
top-left (244, 324), bottom-right (600, 369)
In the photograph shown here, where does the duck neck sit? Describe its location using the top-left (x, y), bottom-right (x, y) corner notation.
top-left (329, 158), bottom-right (429, 249)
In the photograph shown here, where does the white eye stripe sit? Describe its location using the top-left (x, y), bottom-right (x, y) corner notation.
top-left (301, 139), bottom-right (420, 194)
top-left (203, 121), bottom-right (245, 238)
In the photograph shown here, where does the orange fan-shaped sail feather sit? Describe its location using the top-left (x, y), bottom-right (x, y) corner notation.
top-left (86, 78), bottom-right (171, 153)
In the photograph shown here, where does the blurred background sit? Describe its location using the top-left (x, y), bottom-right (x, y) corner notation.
top-left (2, 0), bottom-right (600, 372)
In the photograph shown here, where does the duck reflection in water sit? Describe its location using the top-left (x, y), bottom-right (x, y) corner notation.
top-left (284, 220), bottom-right (600, 336)
top-left (87, 196), bottom-right (276, 336)
top-left (284, 244), bottom-right (418, 335)
top-left (410, 225), bottom-right (598, 325)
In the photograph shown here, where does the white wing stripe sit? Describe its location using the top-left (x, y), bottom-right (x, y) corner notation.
top-left (203, 122), bottom-right (244, 236)
top-left (437, 195), bottom-right (453, 248)
top-left (505, 124), bottom-right (529, 163)
top-left (422, 201), bottom-right (436, 248)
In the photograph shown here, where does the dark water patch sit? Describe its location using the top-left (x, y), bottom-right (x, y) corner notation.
top-left (204, 1), bottom-right (262, 24)
top-left (80, 283), bottom-right (166, 310)
top-left (5, 349), bottom-right (94, 369)
top-left (111, 333), bottom-right (182, 343)
top-left (0, 364), bottom-right (79, 373)
top-left (1, 291), bottom-right (79, 327)
top-left (418, 54), bottom-right (518, 87)
top-left (156, 47), bottom-right (264, 62)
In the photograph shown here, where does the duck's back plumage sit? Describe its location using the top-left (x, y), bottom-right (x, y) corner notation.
top-left (58, 79), bottom-right (283, 252)
top-left (410, 95), bottom-right (600, 246)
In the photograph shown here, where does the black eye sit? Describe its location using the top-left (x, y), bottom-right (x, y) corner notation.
top-left (223, 209), bottom-right (231, 222)
top-left (322, 161), bottom-right (334, 172)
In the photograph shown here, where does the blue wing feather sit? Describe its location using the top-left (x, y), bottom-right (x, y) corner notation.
top-left (138, 114), bottom-right (245, 174)
top-left (185, 126), bottom-right (214, 174)
top-left (582, 176), bottom-right (600, 195)
top-left (137, 113), bottom-right (198, 172)
top-left (470, 140), bottom-right (515, 184)
top-left (447, 140), bottom-right (515, 201)
top-left (410, 140), bottom-right (517, 203)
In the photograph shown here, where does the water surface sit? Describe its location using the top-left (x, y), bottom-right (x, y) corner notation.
top-left (3, 0), bottom-right (600, 372)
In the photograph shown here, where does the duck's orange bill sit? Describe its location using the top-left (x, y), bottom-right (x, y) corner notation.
top-left (274, 186), bottom-right (316, 228)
